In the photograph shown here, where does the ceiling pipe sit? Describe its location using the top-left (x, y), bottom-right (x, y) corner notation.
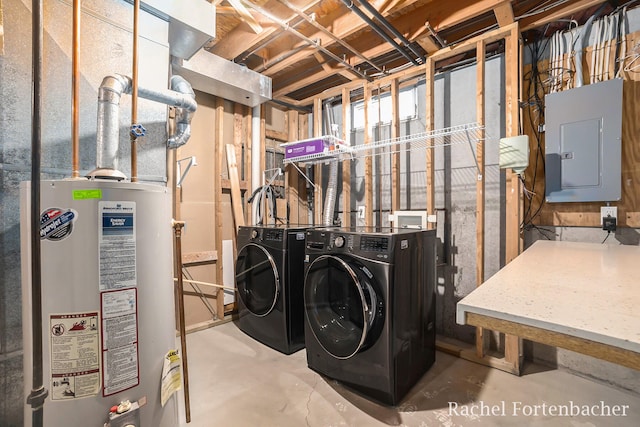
top-left (354, 0), bottom-right (425, 64)
top-left (425, 21), bottom-right (447, 48)
top-left (340, 0), bottom-right (420, 66)
top-left (238, 16), bottom-right (307, 63)
top-left (276, 0), bottom-right (386, 74)
top-left (240, 0), bottom-right (371, 80)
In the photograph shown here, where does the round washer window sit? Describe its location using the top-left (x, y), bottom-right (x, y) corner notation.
top-left (235, 243), bottom-right (279, 317)
top-left (304, 255), bottom-right (380, 359)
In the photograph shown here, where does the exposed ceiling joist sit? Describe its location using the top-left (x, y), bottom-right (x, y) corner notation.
top-left (494, 1), bottom-right (515, 27)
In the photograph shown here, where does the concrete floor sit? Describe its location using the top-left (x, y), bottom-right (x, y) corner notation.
top-left (179, 322), bottom-right (640, 427)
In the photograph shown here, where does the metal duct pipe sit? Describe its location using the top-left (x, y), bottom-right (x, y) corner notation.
top-left (91, 74), bottom-right (197, 179)
top-left (27, 0), bottom-right (48, 425)
top-left (355, 0), bottom-right (425, 64)
top-left (323, 159), bottom-right (339, 226)
top-left (340, 0), bottom-right (420, 66)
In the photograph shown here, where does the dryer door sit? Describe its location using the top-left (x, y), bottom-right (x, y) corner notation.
top-left (304, 255), bottom-right (383, 359)
top-left (235, 243), bottom-right (280, 317)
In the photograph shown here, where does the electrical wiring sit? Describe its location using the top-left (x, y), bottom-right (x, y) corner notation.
top-left (521, 36), bottom-right (550, 231)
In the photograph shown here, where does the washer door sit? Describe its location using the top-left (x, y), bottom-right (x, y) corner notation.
top-left (235, 243), bottom-right (279, 317)
top-left (304, 255), bottom-right (382, 359)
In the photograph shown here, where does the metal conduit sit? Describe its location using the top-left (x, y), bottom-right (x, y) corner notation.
top-left (131, 0), bottom-right (140, 182)
top-left (71, 0), bottom-right (81, 178)
top-left (277, 0), bottom-right (386, 74)
top-left (27, 0), bottom-right (48, 425)
top-left (355, 0), bottom-right (425, 64)
top-left (240, 0), bottom-right (370, 80)
top-left (340, 0), bottom-right (420, 66)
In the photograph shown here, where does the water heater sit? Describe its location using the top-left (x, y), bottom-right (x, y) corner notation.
top-left (21, 179), bottom-right (178, 426)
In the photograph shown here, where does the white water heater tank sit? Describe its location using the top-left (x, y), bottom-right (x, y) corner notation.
top-left (21, 179), bottom-right (178, 426)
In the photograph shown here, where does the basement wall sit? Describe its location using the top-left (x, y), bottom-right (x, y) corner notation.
top-left (0, 0), bottom-right (171, 424)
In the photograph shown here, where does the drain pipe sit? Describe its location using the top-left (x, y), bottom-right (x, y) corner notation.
top-left (27, 0), bottom-right (49, 425)
top-left (355, 0), bottom-right (425, 64)
top-left (322, 102), bottom-right (339, 226)
top-left (340, 0), bottom-right (420, 66)
top-left (251, 106), bottom-right (262, 224)
top-left (89, 74), bottom-right (197, 180)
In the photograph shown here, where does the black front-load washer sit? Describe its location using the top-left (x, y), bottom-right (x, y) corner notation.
top-left (303, 227), bottom-right (436, 405)
top-left (235, 225), bottom-right (311, 354)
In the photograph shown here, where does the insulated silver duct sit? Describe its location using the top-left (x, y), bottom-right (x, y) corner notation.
top-left (91, 74), bottom-right (197, 179)
top-left (323, 159), bottom-right (339, 226)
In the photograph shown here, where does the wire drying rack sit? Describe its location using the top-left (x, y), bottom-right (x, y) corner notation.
top-left (282, 122), bottom-right (487, 179)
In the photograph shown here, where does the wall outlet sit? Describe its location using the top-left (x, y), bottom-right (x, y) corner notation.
top-left (600, 206), bottom-right (617, 225)
top-left (357, 206), bottom-right (365, 219)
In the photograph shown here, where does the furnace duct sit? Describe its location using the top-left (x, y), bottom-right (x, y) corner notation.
top-left (92, 74), bottom-right (197, 178)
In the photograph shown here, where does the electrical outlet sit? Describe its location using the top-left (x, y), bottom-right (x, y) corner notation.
top-left (601, 206), bottom-right (617, 225)
top-left (357, 206), bottom-right (365, 219)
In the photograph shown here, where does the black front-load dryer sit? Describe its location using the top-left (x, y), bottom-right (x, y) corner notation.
top-left (235, 225), bottom-right (311, 354)
top-left (303, 227), bottom-right (436, 405)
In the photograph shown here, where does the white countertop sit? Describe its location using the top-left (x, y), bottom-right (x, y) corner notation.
top-left (457, 240), bottom-right (640, 353)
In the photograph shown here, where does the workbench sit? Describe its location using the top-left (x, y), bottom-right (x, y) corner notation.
top-left (457, 240), bottom-right (640, 371)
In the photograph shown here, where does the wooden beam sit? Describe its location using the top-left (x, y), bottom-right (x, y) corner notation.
top-left (520, 0), bottom-right (605, 32)
top-left (313, 98), bottom-right (323, 225)
top-left (182, 250), bottom-right (218, 267)
top-left (364, 82), bottom-right (373, 227)
top-left (493, 1), bottom-right (514, 27)
top-left (0, 0), bottom-right (4, 56)
top-left (391, 78), bottom-right (400, 214)
top-left (286, 110), bottom-right (300, 223)
top-left (226, 144), bottom-right (245, 232)
top-left (430, 23), bottom-right (516, 63)
top-left (214, 97), bottom-right (225, 320)
top-left (342, 87), bottom-right (351, 228)
top-left (425, 58), bottom-right (435, 230)
top-left (504, 24), bottom-right (523, 374)
top-left (415, 34), bottom-right (441, 55)
top-left (475, 39), bottom-right (488, 359)
top-left (221, 179), bottom-right (248, 191)
top-left (465, 312), bottom-right (640, 372)
top-left (265, 128), bottom-right (288, 142)
top-left (226, 0), bottom-right (263, 33)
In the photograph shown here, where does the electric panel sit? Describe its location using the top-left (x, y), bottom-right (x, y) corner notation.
top-left (544, 78), bottom-right (623, 203)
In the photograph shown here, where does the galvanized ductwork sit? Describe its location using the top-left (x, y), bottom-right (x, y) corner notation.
top-left (90, 74), bottom-right (197, 179)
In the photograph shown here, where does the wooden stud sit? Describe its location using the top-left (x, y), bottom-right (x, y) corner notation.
top-left (245, 107), bottom-right (253, 226)
top-left (364, 82), bottom-right (373, 227)
top-left (287, 110), bottom-right (300, 224)
top-left (226, 144), bottom-right (245, 232)
top-left (313, 98), bottom-right (323, 225)
top-left (504, 24), bottom-right (523, 374)
top-left (475, 40), bottom-right (488, 359)
top-left (342, 87), bottom-right (352, 228)
top-left (425, 58), bottom-right (435, 230)
top-left (214, 97), bottom-right (225, 320)
top-left (260, 104), bottom-right (267, 224)
top-left (391, 79), bottom-right (401, 214)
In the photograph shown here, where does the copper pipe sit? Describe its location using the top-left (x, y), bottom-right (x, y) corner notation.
top-left (130, 0), bottom-right (140, 182)
top-left (172, 221), bottom-right (191, 423)
top-left (71, 0), bottom-right (80, 178)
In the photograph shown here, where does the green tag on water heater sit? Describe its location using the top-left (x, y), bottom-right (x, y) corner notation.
top-left (73, 189), bottom-right (103, 200)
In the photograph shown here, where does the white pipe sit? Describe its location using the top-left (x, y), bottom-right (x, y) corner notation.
top-left (323, 159), bottom-right (338, 226)
top-left (251, 106), bottom-right (261, 224)
top-left (558, 31), bottom-right (564, 91)
top-left (576, 13), bottom-right (598, 87)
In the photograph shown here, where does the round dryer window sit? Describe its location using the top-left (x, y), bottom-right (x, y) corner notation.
top-left (235, 243), bottom-right (280, 317)
top-left (304, 255), bottom-right (383, 359)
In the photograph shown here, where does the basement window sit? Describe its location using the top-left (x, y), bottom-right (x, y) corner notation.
top-left (351, 86), bottom-right (417, 131)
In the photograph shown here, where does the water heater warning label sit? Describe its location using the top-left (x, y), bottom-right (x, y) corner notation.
top-left (49, 312), bottom-right (101, 400)
top-left (99, 201), bottom-right (136, 291)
